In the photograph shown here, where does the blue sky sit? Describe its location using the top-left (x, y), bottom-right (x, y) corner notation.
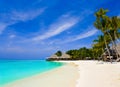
top-left (0, 0), bottom-right (120, 59)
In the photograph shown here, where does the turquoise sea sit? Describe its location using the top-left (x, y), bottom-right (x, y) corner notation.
top-left (0, 60), bottom-right (64, 85)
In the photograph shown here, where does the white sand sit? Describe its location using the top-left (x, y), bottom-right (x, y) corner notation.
top-left (58, 61), bottom-right (120, 87)
top-left (4, 63), bottom-right (79, 87)
top-left (3, 61), bottom-right (120, 87)
top-left (76, 61), bottom-right (120, 87)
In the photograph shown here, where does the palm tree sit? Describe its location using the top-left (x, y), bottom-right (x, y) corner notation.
top-left (93, 35), bottom-right (105, 52)
top-left (109, 16), bottom-right (120, 59)
top-left (111, 16), bottom-right (120, 42)
top-left (94, 8), bottom-right (111, 61)
top-left (92, 35), bottom-right (111, 60)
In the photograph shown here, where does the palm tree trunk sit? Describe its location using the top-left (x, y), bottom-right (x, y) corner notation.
top-left (104, 35), bottom-right (111, 63)
top-left (114, 31), bottom-right (120, 42)
top-left (114, 31), bottom-right (120, 58)
top-left (102, 48), bottom-right (104, 61)
top-left (107, 32), bottom-right (119, 60)
top-left (102, 48), bottom-right (104, 54)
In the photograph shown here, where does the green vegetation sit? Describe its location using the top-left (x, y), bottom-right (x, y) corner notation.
top-left (93, 8), bottom-right (120, 61)
top-left (66, 47), bottom-right (93, 60)
top-left (47, 8), bottom-right (120, 61)
top-left (66, 8), bottom-right (120, 61)
top-left (55, 51), bottom-right (62, 57)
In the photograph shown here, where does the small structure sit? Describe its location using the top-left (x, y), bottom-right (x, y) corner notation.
top-left (102, 49), bottom-right (117, 61)
top-left (49, 54), bottom-right (59, 59)
top-left (46, 53), bottom-right (71, 61)
top-left (60, 53), bottom-right (71, 58)
top-left (86, 57), bottom-right (91, 60)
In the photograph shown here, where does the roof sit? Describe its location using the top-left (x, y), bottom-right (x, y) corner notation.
top-left (49, 53), bottom-right (71, 59)
top-left (60, 53), bottom-right (71, 58)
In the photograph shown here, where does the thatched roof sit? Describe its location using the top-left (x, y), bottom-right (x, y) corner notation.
top-left (49, 54), bottom-right (58, 58)
top-left (49, 53), bottom-right (70, 59)
top-left (60, 53), bottom-right (71, 58)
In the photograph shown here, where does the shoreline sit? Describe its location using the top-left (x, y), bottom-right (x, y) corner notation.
top-left (3, 60), bottom-right (120, 87)
top-left (1, 63), bottom-right (64, 86)
top-left (57, 60), bottom-right (120, 87)
top-left (4, 63), bottom-right (79, 87)
top-left (0, 60), bottom-right (64, 86)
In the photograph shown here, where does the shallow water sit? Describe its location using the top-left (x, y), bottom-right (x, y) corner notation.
top-left (0, 60), bottom-right (63, 85)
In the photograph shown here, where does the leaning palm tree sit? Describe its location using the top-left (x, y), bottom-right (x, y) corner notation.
top-left (93, 35), bottom-right (105, 54)
top-left (94, 8), bottom-right (111, 61)
top-left (111, 16), bottom-right (120, 42)
top-left (105, 16), bottom-right (120, 59)
top-left (93, 35), bottom-right (111, 60)
top-left (108, 29), bottom-right (120, 59)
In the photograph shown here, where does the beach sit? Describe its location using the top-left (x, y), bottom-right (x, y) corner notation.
top-left (76, 61), bottom-right (120, 87)
top-left (3, 61), bottom-right (120, 87)
top-left (4, 63), bottom-right (79, 87)
top-left (60, 61), bottom-right (120, 87)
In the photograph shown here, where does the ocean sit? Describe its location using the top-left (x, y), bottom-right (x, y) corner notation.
top-left (0, 60), bottom-right (64, 85)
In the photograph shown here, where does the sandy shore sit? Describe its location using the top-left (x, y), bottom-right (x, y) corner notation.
top-left (57, 61), bottom-right (120, 87)
top-left (4, 63), bottom-right (79, 87)
top-left (3, 60), bottom-right (120, 87)
top-left (76, 61), bottom-right (120, 87)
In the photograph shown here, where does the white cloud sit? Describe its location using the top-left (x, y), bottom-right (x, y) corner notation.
top-left (32, 14), bottom-right (80, 41)
top-left (0, 8), bottom-right (45, 34)
top-left (73, 29), bottom-right (98, 41)
top-left (9, 34), bottom-right (16, 39)
top-left (0, 23), bottom-right (15, 34)
top-left (11, 8), bottom-right (45, 22)
top-left (22, 11), bottom-right (93, 43)
top-left (61, 26), bottom-right (98, 43)
top-left (0, 23), bottom-right (8, 34)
